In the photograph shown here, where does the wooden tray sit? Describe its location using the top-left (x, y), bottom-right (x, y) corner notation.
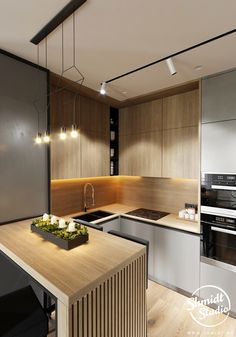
top-left (31, 224), bottom-right (89, 250)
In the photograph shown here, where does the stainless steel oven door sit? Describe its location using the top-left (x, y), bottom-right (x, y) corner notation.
top-left (201, 220), bottom-right (236, 267)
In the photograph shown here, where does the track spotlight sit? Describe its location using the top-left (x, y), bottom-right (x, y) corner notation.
top-left (100, 82), bottom-right (106, 95)
top-left (166, 58), bottom-right (177, 76)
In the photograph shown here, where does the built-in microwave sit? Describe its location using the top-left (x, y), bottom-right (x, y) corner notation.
top-left (201, 173), bottom-right (236, 217)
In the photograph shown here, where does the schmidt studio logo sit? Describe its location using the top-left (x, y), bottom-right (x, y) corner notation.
top-left (185, 285), bottom-right (231, 328)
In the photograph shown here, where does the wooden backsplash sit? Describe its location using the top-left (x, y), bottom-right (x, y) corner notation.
top-left (51, 177), bottom-right (119, 216)
top-left (51, 176), bottom-right (198, 216)
top-left (117, 176), bottom-right (198, 214)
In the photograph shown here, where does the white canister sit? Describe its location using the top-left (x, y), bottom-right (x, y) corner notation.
top-left (189, 214), bottom-right (195, 221)
top-left (179, 209), bottom-right (186, 218)
top-left (187, 208), bottom-right (196, 215)
top-left (184, 213), bottom-right (190, 220)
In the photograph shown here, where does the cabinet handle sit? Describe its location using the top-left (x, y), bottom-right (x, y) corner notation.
top-left (211, 185), bottom-right (236, 191)
top-left (211, 226), bottom-right (236, 236)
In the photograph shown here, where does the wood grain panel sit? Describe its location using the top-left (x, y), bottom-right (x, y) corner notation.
top-left (117, 176), bottom-right (198, 214)
top-left (51, 177), bottom-right (119, 216)
top-left (163, 126), bottom-right (199, 179)
top-left (50, 84), bottom-right (110, 179)
top-left (51, 135), bottom-right (81, 179)
top-left (71, 254), bottom-right (147, 337)
top-left (119, 99), bottom-right (162, 136)
top-left (80, 131), bottom-right (110, 178)
top-left (119, 131), bottom-right (162, 177)
top-left (163, 90), bottom-right (199, 129)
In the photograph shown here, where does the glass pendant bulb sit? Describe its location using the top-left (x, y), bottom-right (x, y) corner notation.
top-left (43, 131), bottom-right (51, 143)
top-left (59, 127), bottom-right (67, 140)
top-left (71, 124), bottom-right (78, 138)
top-left (35, 132), bottom-right (42, 144)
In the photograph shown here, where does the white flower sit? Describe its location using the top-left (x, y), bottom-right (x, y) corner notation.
top-left (58, 218), bottom-right (67, 229)
top-left (42, 213), bottom-right (49, 221)
top-left (67, 221), bottom-right (76, 232)
top-left (51, 216), bottom-right (58, 225)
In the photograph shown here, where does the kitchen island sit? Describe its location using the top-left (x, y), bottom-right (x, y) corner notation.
top-left (0, 219), bottom-right (146, 337)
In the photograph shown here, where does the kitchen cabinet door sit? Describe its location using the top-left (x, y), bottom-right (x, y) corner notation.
top-left (120, 217), bottom-right (155, 278)
top-left (202, 70), bottom-right (236, 123)
top-left (163, 90), bottom-right (199, 129)
top-left (51, 135), bottom-right (81, 179)
top-left (153, 226), bottom-right (200, 294)
top-left (200, 262), bottom-right (236, 313)
top-left (80, 131), bottom-right (110, 177)
top-left (119, 99), bottom-right (162, 136)
top-left (101, 217), bottom-right (120, 233)
top-left (201, 120), bottom-right (236, 173)
top-left (163, 126), bottom-right (199, 179)
top-left (119, 131), bottom-right (162, 177)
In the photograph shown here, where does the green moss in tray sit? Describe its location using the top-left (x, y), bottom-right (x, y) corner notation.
top-left (32, 217), bottom-right (88, 240)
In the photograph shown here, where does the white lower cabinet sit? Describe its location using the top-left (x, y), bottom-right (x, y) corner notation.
top-left (120, 217), bottom-right (155, 278)
top-left (153, 226), bottom-right (200, 294)
top-left (100, 217), bottom-right (121, 233)
top-left (200, 262), bottom-right (236, 313)
top-left (120, 216), bottom-right (200, 294)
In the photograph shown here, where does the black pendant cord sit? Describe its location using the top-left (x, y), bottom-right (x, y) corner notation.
top-left (104, 27), bottom-right (236, 84)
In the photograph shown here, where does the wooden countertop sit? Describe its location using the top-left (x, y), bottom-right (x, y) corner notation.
top-left (70, 203), bottom-right (200, 234)
top-left (0, 219), bottom-right (145, 306)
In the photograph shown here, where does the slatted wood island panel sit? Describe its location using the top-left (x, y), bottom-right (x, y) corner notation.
top-left (0, 220), bottom-right (146, 337)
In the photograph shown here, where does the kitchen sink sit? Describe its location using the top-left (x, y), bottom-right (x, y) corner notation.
top-left (73, 210), bottom-right (114, 223)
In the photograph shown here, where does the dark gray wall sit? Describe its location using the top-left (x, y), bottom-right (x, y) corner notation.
top-left (0, 52), bottom-right (49, 223)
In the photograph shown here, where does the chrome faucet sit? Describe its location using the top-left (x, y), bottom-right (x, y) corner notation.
top-left (83, 183), bottom-right (95, 212)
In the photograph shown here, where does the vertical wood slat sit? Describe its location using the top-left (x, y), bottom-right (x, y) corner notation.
top-left (73, 253), bottom-right (146, 337)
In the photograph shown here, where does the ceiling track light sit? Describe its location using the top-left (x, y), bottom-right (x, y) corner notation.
top-left (103, 27), bottom-right (236, 85)
top-left (59, 127), bottom-right (67, 140)
top-left (166, 58), bottom-right (177, 76)
top-left (100, 82), bottom-right (106, 95)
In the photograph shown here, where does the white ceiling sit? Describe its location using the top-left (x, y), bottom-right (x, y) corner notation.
top-left (1, 0), bottom-right (236, 100)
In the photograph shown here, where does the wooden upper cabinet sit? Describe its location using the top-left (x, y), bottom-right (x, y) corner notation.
top-left (119, 131), bottom-right (162, 177)
top-left (119, 89), bottom-right (199, 179)
top-left (163, 90), bottom-right (199, 129)
top-left (163, 126), bottom-right (199, 179)
top-left (50, 85), bottom-right (110, 179)
top-left (119, 99), bottom-right (163, 177)
top-left (119, 99), bottom-right (162, 135)
top-left (162, 89), bottom-right (199, 179)
top-left (80, 96), bottom-right (109, 134)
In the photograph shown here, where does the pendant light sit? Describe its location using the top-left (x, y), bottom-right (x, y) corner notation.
top-left (43, 38), bottom-right (51, 143)
top-left (43, 131), bottom-right (50, 143)
top-left (35, 132), bottom-right (42, 144)
top-left (70, 93), bottom-right (79, 138)
top-left (59, 127), bottom-right (67, 140)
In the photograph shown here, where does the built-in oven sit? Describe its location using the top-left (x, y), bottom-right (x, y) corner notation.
top-left (201, 173), bottom-right (236, 267)
top-left (201, 213), bottom-right (236, 267)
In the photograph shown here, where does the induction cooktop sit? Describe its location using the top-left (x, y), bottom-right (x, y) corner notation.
top-left (126, 208), bottom-right (169, 221)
